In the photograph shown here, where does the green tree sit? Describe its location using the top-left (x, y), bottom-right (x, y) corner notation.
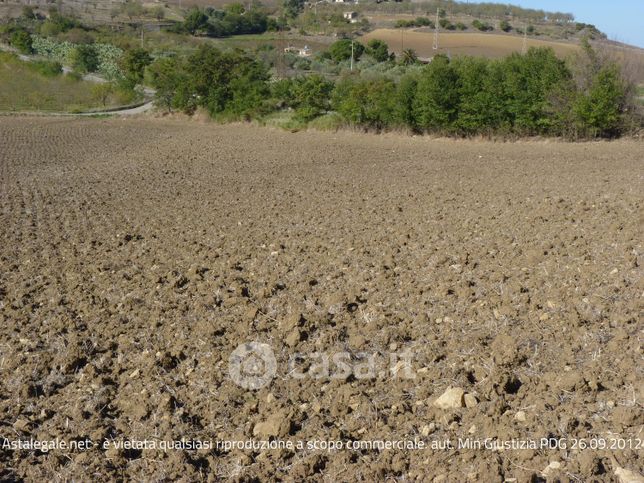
top-left (119, 48), bottom-right (152, 86)
top-left (71, 44), bottom-right (99, 73)
top-left (152, 6), bottom-right (165, 21)
top-left (366, 39), bottom-right (391, 63)
top-left (413, 55), bottom-right (460, 132)
top-left (92, 82), bottom-right (115, 107)
top-left (333, 78), bottom-right (397, 130)
top-left (395, 72), bottom-right (419, 129)
top-left (399, 48), bottom-right (418, 66)
top-left (148, 56), bottom-right (190, 111)
top-left (22, 6), bottom-right (36, 20)
top-left (501, 47), bottom-right (571, 134)
top-left (154, 45), bottom-right (270, 117)
top-left (292, 74), bottom-right (334, 121)
top-left (327, 39), bottom-right (364, 63)
top-left (500, 20), bottom-right (512, 32)
top-left (184, 8), bottom-right (209, 34)
top-left (122, 0), bottom-right (144, 20)
top-left (283, 0), bottom-right (304, 19)
top-left (10, 30), bottom-right (32, 54)
top-left (452, 56), bottom-right (509, 134)
top-left (574, 65), bottom-right (626, 137)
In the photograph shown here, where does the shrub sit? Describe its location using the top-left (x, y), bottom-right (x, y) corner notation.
top-left (500, 47), bottom-right (571, 134)
top-left (10, 30), bottom-right (33, 54)
top-left (31, 59), bottom-right (63, 77)
top-left (366, 39), bottom-right (391, 63)
top-left (183, 8), bottom-right (209, 34)
top-left (439, 19), bottom-right (454, 30)
top-left (574, 64), bottom-right (626, 137)
top-left (327, 39), bottom-right (364, 63)
top-left (292, 75), bottom-right (334, 121)
top-left (333, 77), bottom-right (397, 130)
top-left (149, 45), bottom-right (270, 119)
top-left (413, 55), bottom-right (460, 131)
top-left (500, 20), bottom-right (512, 32)
top-left (71, 44), bottom-right (99, 73)
top-left (119, 47), bottom-right (152, 86)
top-left (472, 20), bottom-right (493, 32)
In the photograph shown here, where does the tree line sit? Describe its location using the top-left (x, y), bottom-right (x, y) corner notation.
top-left (149, 40), bottom-right (635, 139)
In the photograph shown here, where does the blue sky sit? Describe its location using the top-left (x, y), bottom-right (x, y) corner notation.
top-left (505, 0), bottom-right (644, 48)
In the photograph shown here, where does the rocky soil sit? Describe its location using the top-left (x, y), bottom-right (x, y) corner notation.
top-left (0, 117), bottom-right (642, 481)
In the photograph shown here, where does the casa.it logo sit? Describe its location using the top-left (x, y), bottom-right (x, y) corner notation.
top-left (228, 342), bottom-right (277, 390)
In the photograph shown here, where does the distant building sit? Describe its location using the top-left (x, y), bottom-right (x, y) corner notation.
top-left (343, 11), bottom-right (358, 23)
top-left (284, 45), bottom-right (312, 57)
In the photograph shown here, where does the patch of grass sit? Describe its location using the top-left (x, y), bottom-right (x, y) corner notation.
top-left (0, 52), bottom-right (131, 112)
top-left (307, 112), bottom-right (343, 131)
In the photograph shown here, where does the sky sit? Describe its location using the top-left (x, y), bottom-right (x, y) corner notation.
top-left (503, 0), bottom-right (644, 48)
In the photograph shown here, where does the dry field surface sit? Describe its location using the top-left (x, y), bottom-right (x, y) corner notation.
top-left (0, 117), bottom-right (642, 481)
top-left (361, 29), bottom-right (580, 59)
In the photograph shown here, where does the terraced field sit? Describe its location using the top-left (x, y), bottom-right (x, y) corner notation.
top-left (0, 117), bottom-right (642, 480)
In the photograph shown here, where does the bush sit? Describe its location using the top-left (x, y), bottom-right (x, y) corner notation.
top-left (472, 20), bottom-right (493, 32)
top-left (501, 47), bottom-right (571, 134)
top-left (574, 64), bottom-right (626, 138)
top-left (292, 75), bottom-right (334, 121)
top-left (119, 47), bottom-right (152, 86)
top-left (71, 44), bottom-right (99, 73)
top-left (10, 30), bottom-right (33, 54)
top-left (333, 77), bottom-right (397, 130)
top-left (439, 19), bottom-right (454, 30)
top-left (413, 55), bottom-right (460, 131)
top-left (149, 45), bottom-right (270, 119)
top-left (327, 39), bottom-right (364, 63)
top-left (500, 20), bottom-right (512, 32)
top-left (366, 39), bottom-right (391, 63)
top-left (184, 8), bottom-right (209, 34)
top-left (415, 17), bottom-right (433, 27)
top-left (31, 59), bottom-right (63, 77)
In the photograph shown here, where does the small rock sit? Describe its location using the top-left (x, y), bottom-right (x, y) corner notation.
top-left (421, 423), bottom-right (435, 437)
top-left (464, 394), bottom-right (478, 408)
top-left (13, 419), bottom-right (30, 432)
top-left (253, 411), bottom-right (292, 439)
top-left (266, 393), bottom-right (276, 404)
top-left (542, 461), bottom-right (562, 476)
top-left (285, 328), bottom-right (301, 347)
top-left (281, 313), bottom-right (301, 332)
top-left (614, 464), bottom-right (644, 483)
top-left (433, 387), bottom-right (465, 409)
top-left (514, 411), bottom-right (527, 422)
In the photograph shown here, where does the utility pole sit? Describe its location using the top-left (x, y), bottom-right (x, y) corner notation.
top-left (433, 7), bottom-right (439, 50)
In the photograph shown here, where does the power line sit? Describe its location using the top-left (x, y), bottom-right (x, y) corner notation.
top-left (433, 7), bottom-right (439, 50)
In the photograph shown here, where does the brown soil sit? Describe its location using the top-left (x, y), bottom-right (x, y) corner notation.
top-left (361, 29), bottom-right (580, 59)
top-left (0, 117), bottom-right (642, 481)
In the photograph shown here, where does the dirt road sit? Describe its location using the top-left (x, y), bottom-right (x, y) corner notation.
top-left (0, 117), bottom-right (642, 480)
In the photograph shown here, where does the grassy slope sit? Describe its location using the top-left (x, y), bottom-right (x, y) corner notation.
top-left (0, 53), bottom-right (124, 112)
